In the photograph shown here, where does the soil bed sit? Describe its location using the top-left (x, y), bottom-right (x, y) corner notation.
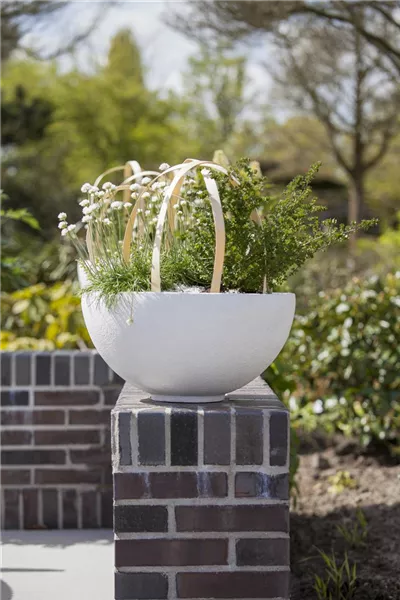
top-left (290, 434), bottom-right (400, 600)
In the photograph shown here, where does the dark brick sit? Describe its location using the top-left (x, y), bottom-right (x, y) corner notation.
top-left (15, 353), bottom-right (31, 385)
top-left (35, 469), bottom-right (102, 485)
top-left (54, 355), bottom-right (70, 385)
top-left (101, 489), bottom-right (113, 528)
top-left (114, 472), bottom-right (227, 500)
top-left (35, 354), bottom-right (51, 385)
top-left (235, 473), bottom-right (289, 500)
top-left (42, 489), bottom-right (58, 528)
top-left (115, 572), bottom-right (168, 600)
top-left (138, 411), bottom-right (165, 465)
top-left (103, 387), bottom-right (121, 406)
top-left (94, 354), bottom-right (110, 385)
top-left (176, 505), bottom-right (289, 532)
top-left (236, 409), bottom-right (263, 465)
top-left (1, 430), bottom-right (32, 445)
top-left (35, 390), bottom-right (99, 406)
top-left (62, 489), bottom-right (77, 528)
top-left (1, 469), bottom-right (31, 485)
top-left (70, 448), bottom-right (109, 466)
top-left (34, 430), bottom-right (100, 445)
top-left (2, 449), bottom-right (65, 465)
top-left (116, 539), bottom-right (227, 567)
top-left (74, 354), bottom-right (90, 385)
top-left (118, 412), bottom-right (132, 465)
top-left (176, 571), bottom-right (289, 598)
top-left (236, 538), bottom-right (289, 566)
top-left (1, 410), bottom-right (65, 426)
top-left (1, 390), bottom-right (29, 406)
top-left (114, 505), bottom-right (168, 532)
top-left (1, 353), bottom-right (12, 386)
top-left (69, 409), bottom-right (109, 425)
top-left (204, 410), bottom-right (230, 465)
top-left (270, 411), bottom-right (288, 466)
top-left (23, 489), bottom-right (39, 529)
top-left (3, 490), bottom-right (20, 529)
top-left (81, 491), bottom-right (99, 528)
top-left (171, 409), bottom-right (198, 466)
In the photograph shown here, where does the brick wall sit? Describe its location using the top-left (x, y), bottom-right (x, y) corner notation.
top-left (0, 351), bottom-right (123, 529)
top-left (112, 381), bottom-right (290, 600)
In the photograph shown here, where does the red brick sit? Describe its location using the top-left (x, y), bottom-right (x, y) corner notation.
top-left (114, 472), bottom-right (227, 500)
top-left (175, 505), bottom-right (289, 532)
top-left (69, 409), bottom-right (110, 425)
top-left (62, 489), bottom-right (77, 528)
top-left (115, 539), bottom-right (228, 567)
top-left (3, 490), bottom-right (20, 529)
top-left (35, 469), bottom-right (103, 485)
top-left (1, 430), bottom-right (32, 445)
top-left (81, 491), bottom-right (99, 528)
top-left (115, 572), bottom-right (168, 600)
top-left (23, 489), bottom-right (39, 529)
top-left (35, 391), bottom-right (99, 406)
top-left (236, 538), bottom-right (289, 566)
top-left (34, 430), bottom-right (100, 445)
top-left (2, 449), bottom-right (65, 465)
top-left (42, 489), bottom-right (58, 529)
top-left (1, 410), bottom-right (65, 426)
top-left (1, 469), bottom-right (31, 485)
top-left (176, 572), bottom-right (289, 598)
top-left (70, 448), bottom-right (110, 465)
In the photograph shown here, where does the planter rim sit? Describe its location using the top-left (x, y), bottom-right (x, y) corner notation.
top-left (82, 291), bottom-right (295, 298)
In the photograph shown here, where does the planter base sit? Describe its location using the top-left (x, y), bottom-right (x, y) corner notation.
top-left (151, 393), bottom-right (225, 404)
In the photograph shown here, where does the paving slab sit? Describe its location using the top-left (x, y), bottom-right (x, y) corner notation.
top-left (1, 530), bottom-right (113, 600)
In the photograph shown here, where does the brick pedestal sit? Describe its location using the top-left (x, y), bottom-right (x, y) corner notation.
top-left (112, 378), bottom-right (290, 600)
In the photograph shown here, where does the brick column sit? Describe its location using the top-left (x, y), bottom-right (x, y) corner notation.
top-left (112, 378), bottom-right (290, 600)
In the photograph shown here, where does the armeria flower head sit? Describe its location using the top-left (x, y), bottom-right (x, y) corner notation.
top-left (130, 183), bottom-right (140, 191)
top-left (201, 168), bottom-right (211, 177)
top-left (82, 215), bottom-right (92, 223)
top-left (159, 162), bottom-right (170, 171)
top-left (79, 199), bottom-right (90, 207)
top-left (103, 218), bottom-right (112, 225)
top-left (102, 182), bottom-right (114, 190)
top-left (110, 201), bottom-right (123, 210)
top-left (67, 224), bottom-right (76, 232)
top-left (58, 221), bottom-right (68, 229)
top-left (123, 202), bottom-right (132, 208)
top-left (141, 176), bottom-right (152, 185)
top-left (58, 212), bottom-right (67, 221)
top-left (81, 183), bottom-right (91, 193)
top-left (142, 192), bottom-right (150, 199)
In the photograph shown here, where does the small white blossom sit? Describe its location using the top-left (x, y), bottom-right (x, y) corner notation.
top-left (102, 182), bottom-right (114, 190)
top-left (80, 183), bottom-right (91, 193)
top-left (130, 183), bottom-right (141, 191)
top-left (141, 176), bottom-right (151, 185)
top-left (82, 215), bottom-right (92, 223)
top-left (79, 199), bottom-right (90, 207)
top-left (180, 200), bottom-right (187, 206)
top-left (145, 210), bottom-right (151, 217)
top-left (58, 212), bottom-right (67, 220)
top-left (142, 192), bottom-right (150, 199)
top-left (110, 201), bottom-right (123, 210)
top-left (201, 168), bottom-right (211, 177)
top-left (58, 221), bottom-right (68, 229)
top-left (124, 202), bottom-right (132, 208)
top-left (336, 303), bottom-right (350, 314)
top-left (103, 218), bottom-right (112, 225)
top-left (137, 209), bottom-right (143, 214)
top-left (313, 399), bottom-right (324, 414)
top-left (89, 185), bottom-right (99, 193)
top-left (159, 162), bottom-right (170, 171)
top-left (194, 198), bottom-right (203, 206)
top-left (67, 224), bottom-right (76, 232)
top-left (61, 228), bottom-right (68, 237)
top-left (96, 191), bottom-right (105, 198)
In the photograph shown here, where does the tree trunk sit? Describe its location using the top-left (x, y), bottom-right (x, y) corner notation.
top-left (348, 171), bottom-right (364, 253)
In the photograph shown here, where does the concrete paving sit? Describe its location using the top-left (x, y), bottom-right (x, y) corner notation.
top-left (1, 530), bottom-right (114, 600)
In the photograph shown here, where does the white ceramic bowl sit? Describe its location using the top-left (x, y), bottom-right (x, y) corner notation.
top-left (81, 292), bottom-right (295, 402)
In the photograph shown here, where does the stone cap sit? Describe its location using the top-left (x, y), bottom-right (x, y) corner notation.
top-left (112, 377), bottom-right (286, 413)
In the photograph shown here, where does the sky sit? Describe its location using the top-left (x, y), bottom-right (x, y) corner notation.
top-left (21, 0), bottom-right (272, 96)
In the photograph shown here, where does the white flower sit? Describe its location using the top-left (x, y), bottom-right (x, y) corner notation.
top-left (336, 302), bottom-right (350, 314)
top-left (111, 201), bottom-right (123, 210)
top-left (201, 168), bottom-right (211, 177)
top-left (82, 215), bottom-right (92, 223)
top-left (313, 399), bottom-right (324, 414)
top-left (89, 185), bottom-right (99, 193)
top-left (96, 191), bottom-right (105, 198)
top-left (102, 182), bottom-right (114, 190)
top-left (79, 199), bottom-right (89, 207)
top-left (137, 209), bottom-right (143, 214)
top-left (123, 202), bottom-right (132, 208)
top-left (67, 224), bottom-right (76, 232)
top-left (159, 162), bottom-right (170, 171)
top-left (141, 176), bottom-right (151, 185)
top-left (151, 217), bottom-right (158, 225)
top-left (180, 200), bottom-right (187, 206)
top-left (130, 183), bottom-right (140, 191)
top-left (145, 210), bottom-right (151, 217)
top-left (58, 212), bottom-right (67, 220)
top-left (142, 192), bottom-right (150, 199)
top-left (194, 198), bottom-right (203, 206)
top-left (325, 397), bottom-right (338, 409)
top-left (58, 221), bottom-right (68, 229)
top-left (103, 218), bottom-right (112, 225)
top-left (61, 229), bottom-right (68, 237)
top-left (80, 183), bottom-right (91, 193)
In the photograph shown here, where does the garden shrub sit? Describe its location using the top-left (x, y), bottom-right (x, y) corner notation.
top-left (265, 272), bottom-right (400, 454)
top-left (1, 280), bottom-right (92, 350)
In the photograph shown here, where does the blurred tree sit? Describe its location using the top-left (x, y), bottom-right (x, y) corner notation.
top-left (1, 84), bottom-right (53, 145)
top-left (171, 1), bottom-right (400, 73)
top-left (0, 0), bottom-right (111, 62)
top-left (105, 28), bottom-right (144, 85)
top-left (180, 44), bottom-right (250, 157)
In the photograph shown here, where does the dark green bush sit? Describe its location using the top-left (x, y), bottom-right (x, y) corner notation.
top-left (265, 272), bottom-right (400, 454)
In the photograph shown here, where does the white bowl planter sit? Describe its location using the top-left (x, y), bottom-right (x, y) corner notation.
top-left (82, 291), bottom-right (295, 402)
